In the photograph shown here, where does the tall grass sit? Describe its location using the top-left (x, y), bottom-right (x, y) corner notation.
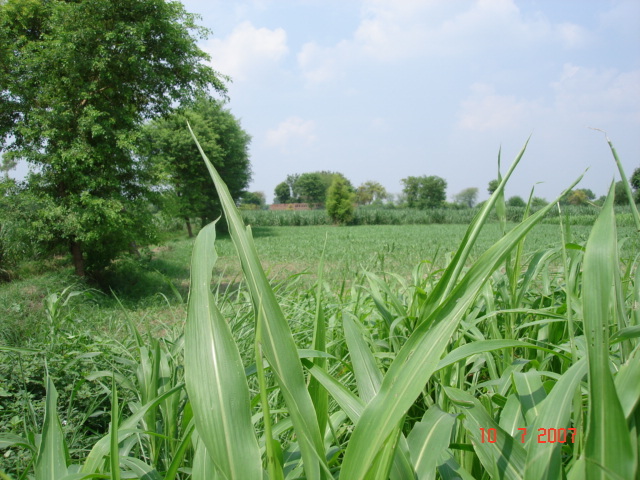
top-left (240, 205), bottom-right (638, 227)
top-left (1, 134), bottom-right (637, 479)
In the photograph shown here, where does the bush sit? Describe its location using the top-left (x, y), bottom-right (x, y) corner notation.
top-left (326, 176), bottom-right (355, 225)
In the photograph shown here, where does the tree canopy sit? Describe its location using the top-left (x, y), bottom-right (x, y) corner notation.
top-left (453, 187), bottom-right (478, 208)
top-left (326, 176), bottom-right (355, 225)
top-left (274, 171), bottom-right (353, 204)
top-left (401, 175), bottom-right (447, 209)
top-left (356, 181), bottom-right (388, 205)
top-left (0, 0), bottom-right (225, 276)
top-left (140, 96), bottom-right (251, 236)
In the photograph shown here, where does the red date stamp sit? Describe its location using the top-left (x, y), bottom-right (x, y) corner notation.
top-left (479, 427), bottom-right (577, 443)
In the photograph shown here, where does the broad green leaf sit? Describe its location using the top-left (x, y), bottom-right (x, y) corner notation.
top-left (407, 406), bottom-right (456, 480)
top-left (303, 361), bottom-right (414, 480)
top-left (339, 165), bottom-right (582, 479)
top-left (614, 350), bottom-right (640, 419)
top-left (524, 358), bottom-right (587, 480)
top-left (498, 394), bottom-right (525, 437)
top-left (184, 221), bottom-right (261, 479)
top-left (512, 370), bottom-right (547, 425)
top-left (437, 450), bottom-right (476, 480)
top-left (35, 377), bottom-right (68, 480)
top-left (445, 387), bottom-right (526, 480)
top-left (435, 339), bottom-right (561, 372)
top-left (188, 124), bottom-right (327, 479)
top-left (343, 312), bottom-right (383, 403)
top-left (582, 183), bottom-right (635, 480)
top-left (192, 436), bottom-right (222, 480)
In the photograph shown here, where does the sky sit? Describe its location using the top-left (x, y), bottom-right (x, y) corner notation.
top-left (9, 0), bottom-right (640, 204)
top-left (176, 0), bottom-right (640, 204)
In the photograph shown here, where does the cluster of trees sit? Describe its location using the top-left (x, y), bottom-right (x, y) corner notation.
top-left (0, 0), bottom-right (252, 278)
top-left (274, 172), bottom-right (353, 204)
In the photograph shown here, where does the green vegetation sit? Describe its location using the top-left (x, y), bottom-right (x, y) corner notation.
top-left (140, 95), bottom-right (252, 237)
top-left (401, 175), bottom-right (448, 209)
top-left (273, 172), bottom-right (354, 205)
top-left (1, 136), bottom-right (638, 479)
top-left (326, 176), bottom-right (356, 225)
top-left (0, 0), bottom-right (225, 277)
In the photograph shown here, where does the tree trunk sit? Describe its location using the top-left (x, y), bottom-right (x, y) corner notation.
top-left (185, 217), bottom-right (193, 238)
top-left (70, 240), bottom-right (85, 276)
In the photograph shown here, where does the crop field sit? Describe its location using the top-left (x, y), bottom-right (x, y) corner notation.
top-left (1, 139), bottom-right (639, 479)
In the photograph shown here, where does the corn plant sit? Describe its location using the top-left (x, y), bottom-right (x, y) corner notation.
top-left (183, 126), bottom-right (638, 479)
top-left (2, 133), bottom-right (638, 479)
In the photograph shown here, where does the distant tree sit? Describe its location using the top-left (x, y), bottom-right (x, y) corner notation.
top-left (401, 175), bottom-right (447, 209)
top-left (326, 176), bottom-right (355, 224)
top-left (631, 167), bottom-right (640, 203)
top-left (453, 187), bottom-right (479, 208)
top-left (141, 96), bottom-right (251, 237)
top-left (286, 174), bottom-right (301, 202)
top-left (567, 190), bottom-right (589, 206)
top-left (277, 171), bottom-right (354, 205)
top-left (274, 182), bottom-right (292, 204)
top-left (240, 191), bottom-right (265, 209)
top-left (294, 173), bottom-right (327, 204)
top-left (614, 180), bottom-right (628, 206)
top-left (0, 0), bottom-right (224, 275)
top-left (531, 197), bottom-right (547, 207)
top-left (488, 179), bottom-right (499, 195)
top-left (507, 196), bottom-right (526, 207)
top-left (356, 181), bottom-right (388, 205)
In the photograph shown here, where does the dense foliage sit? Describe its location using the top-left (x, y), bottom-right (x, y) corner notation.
top-left (326, 175), bottom-right (356, 224)
top-left (401, 175), bottom-right (447, 209)
top-left (0, 0), bottom-right (225, 276)
top-left (140, 95), bottom-right (251, 236)
top-left (273, 171), bottom-right (354, 205)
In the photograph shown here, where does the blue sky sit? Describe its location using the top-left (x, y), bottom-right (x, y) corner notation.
top-left (9, 0), bottom-right (638, 204)
top-left (179, 0), bottom-right (640, 204)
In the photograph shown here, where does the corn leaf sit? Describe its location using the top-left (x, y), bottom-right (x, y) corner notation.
top-left (35, 377), bottom-right (68, 480)
top-left (338, 170), bottom-right (581, 479)
top-left (407, 406), bottom-right (457, 480)
top-left (582, 183), bottom-right (635, 480)
top-left (445, 387), bottom-right (526, 480)
top-left (184, 221), bottom-right (262, 479)
top-left (188, 124), bottom-right (327, 479)
top-left (523, 358), bottom-right (587, 480)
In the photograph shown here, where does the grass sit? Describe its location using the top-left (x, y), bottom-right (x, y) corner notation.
top-left (0, 135), bottom-right (639, 479)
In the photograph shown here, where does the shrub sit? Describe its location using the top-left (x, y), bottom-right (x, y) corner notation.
top-left (326, 176), bottom-right (355, 225)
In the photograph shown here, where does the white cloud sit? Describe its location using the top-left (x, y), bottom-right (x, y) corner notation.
top-left (266, 117), bottom-right (317, 152)
top-left (203, 21), bottom-right (288, 81)
top-left (458, 83), bottom-right (545, 132)
top-left (552, 64), bottom-right (640, 124)
top-left (458, 64), bottom-right (640, 133)
top-left (296, 0), bottom-right (590, 83)
top-left (297, 42), bottom-right (344, 83)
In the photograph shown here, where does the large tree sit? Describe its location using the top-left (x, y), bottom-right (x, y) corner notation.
top-left (140, 96), bottom-right (251, 236)
top-left (453, 187), bottom-right (478, 208)
top-left (356, 181), bottom-right (388, 205)
top-left (401, 175), bottom-right (447, 209)
top-left (0, 0), bottom-right (224, 276)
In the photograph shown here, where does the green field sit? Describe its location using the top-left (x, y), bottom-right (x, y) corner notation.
top-left (1, 189), bottom-right (639, 477)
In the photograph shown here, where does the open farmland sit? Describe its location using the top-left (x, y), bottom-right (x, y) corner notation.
top-left (2, 141), bottom-right (638, 479)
